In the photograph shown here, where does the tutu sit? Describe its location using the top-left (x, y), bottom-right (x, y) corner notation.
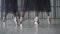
top-left (21, 0), bottom-right (34, 11)
top-left (34, 0), bottom-right (51, 12)
top-left (4, 0), bottom-right (18, 13)
top-left (21, 0), bottom-right (51, 12)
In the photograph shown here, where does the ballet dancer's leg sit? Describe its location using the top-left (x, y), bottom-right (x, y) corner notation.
top-left (46, 10), bottom-right (51, 24)
top-left (34, 10), bottom-right (40, 25)
top-left (20, 0), bottom-right (27, 27)
top-left (10, 0), bottom-right (18, 24)
top-left (20, 11), bottom-right (26, 27)
top-left (3, 0), bottom-right (9, 23)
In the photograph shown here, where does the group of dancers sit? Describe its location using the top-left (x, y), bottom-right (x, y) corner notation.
top-left (3, 0), bottom-right (51, 27)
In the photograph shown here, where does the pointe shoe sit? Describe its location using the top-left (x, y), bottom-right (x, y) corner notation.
top-left (20, 17), bottom-right (23, 22)
top-left (19, 17), bottom-right (23, 27)
top-left (13, 17), bottom-right (18, 25)
top-left (47, 17), bottom-right (51, 24)
top-left (20, 23), bottom-right (23, 28)
top-left (3, 17), bottom-right (6, 23)
top-left (3, 17), bottom-right (6, 21)
top-left (20, 23), bottom-right (23, 30)
top-left (3, 17), bottom-right (6, 27)
top-left (34, 17), bottom-right (39, 25)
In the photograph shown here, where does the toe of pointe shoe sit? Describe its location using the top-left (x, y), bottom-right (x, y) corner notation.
top-left (20, 24), bottom-right (23, 28)
top-left (34, 21), bottom-right (39, 26)
top-left (47, 19), bottom-right (51, 24)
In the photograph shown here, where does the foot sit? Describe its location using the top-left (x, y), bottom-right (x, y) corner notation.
top-left (3, 17), bottom-right (6, 22)
top-left (34, 17), bottom-right (39, 25)
top-left (3, 17), bottom-right (6, 27)
top-left (47, 16), bottom-right (51, 24)
top-left (13, 17), bottom-right (18, 25)
top-left (19, 17), bottom-right (23, 27)
top-left (20, 23), bottom-right (23, 28)
top-left (20, 17), bottom-right (23, 22)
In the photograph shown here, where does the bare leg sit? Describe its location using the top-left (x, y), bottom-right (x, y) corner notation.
top-left (46, 10), bottom-right (51, 24)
